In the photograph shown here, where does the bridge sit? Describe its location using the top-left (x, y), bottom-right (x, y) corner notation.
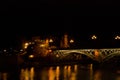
top-left (51, 48), bottom-right (120, 63)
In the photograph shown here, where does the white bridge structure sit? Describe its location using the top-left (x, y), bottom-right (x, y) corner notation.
top-left (52, 48), bottom-right (120, 63)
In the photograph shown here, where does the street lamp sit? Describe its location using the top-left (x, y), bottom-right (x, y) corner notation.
top-left (115, 35), bottom-right (120, 40)
top-left (70, 39), bottom-right (74, 43)
top-left (24, 42), bottom-right (29, 49)
top-left (69, 39), bottom-right (74, 48)
top-left (90, 35), bottom-right (98, 48)
top-left (91, 35), bottom-right (97, 40)
top-left (49, 38), bottom-right (53, 43)
top-left (49, 38), bottom-right (56, 49)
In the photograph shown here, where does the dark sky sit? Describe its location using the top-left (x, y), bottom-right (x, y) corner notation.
top-left (0, 0), bottom-right (120, 48)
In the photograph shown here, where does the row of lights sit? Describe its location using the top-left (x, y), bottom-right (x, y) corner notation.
top-left (23, 35), bottom-right (120, 49)
top-left (70, 35), bottom-right (120, 43)
top-left (91, 35), bottom-right (120, 40)
top-left (23, 38), bottom-right (54, 49)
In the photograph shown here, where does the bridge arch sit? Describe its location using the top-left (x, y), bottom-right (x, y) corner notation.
top-left (102, 52), bottom-right (120, 63)
top-left (52, 50), bottom-right (97, 61)
top-left (51, 48), bottom-right (120, 63)
top-left (100, 52), bottom-right (120, 68)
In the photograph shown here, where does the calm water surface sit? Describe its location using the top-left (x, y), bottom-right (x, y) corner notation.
top-left (0, 63), bottom-right (120, 80)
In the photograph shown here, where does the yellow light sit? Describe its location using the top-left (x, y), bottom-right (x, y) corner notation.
top-left (29, 55), bottom-right (34, 58)
top-left (40, 44), bottom-right (45, 47)
top-left (70, 39), bottom-right (74, 43)
top-left (91, 35), bottom-right (97, 40)
top-left (24, 42), bottom-right (29, 49)
top-left (25, 43), bottom-right (29, 46)
top-left (49, 39), bottom-right (53, 43)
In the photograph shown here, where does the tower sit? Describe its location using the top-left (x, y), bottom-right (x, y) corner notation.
top-left (60, 33), bottom-right (69, 48)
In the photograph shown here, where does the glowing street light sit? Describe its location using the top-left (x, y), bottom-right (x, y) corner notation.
top-left (70, 39), bottom-right (74, 43)
top-left (24, 42), bottom-right (29, 49)
top-left (40, 44), bottom-right (46, 47)
top-left (49, 39), bottom-right (53, 43)
top-left (91, 35), bottom-right (97, 40)
top-left (115, 35), bottom-right (120, 40)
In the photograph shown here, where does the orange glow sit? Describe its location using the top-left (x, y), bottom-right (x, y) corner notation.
top-left (29, 55), bottom-right (34, 58)
top-left (63, 66), bottom-right (67, 80)
top-left (45, 39), bottom-right (49, 45)
top-left (20, 67), bottom-right (35, 80)
top-left (24, 42), bottom-right (29, 49)
top-left (116, 76), bottom-right (120, 80)
top-left (94, 70), bottom-right (102, 80)
top-left (56, 66), bottom-right (60, 80)
top-left (48, 67), bottom-right (55, 80)
top-left (40, 44), bottom-right (45, 47)
top-left (2, 73), bottom-right (7, 80)
top-left (48, 49), bottom-right (52, 53)
top-left (94, 50), bottom-right (99, 57)
top-left (64, 65), bottom-right (77, 80)
top-left (30, 67), bottom-right (34, 80)
top-left (74, 65), bottom-right (77, 72)
top-left (68, 66), bottom-right (71, 77)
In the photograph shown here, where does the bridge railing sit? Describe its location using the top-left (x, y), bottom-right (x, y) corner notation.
top-left (51, 48), bottom-right (120, 63)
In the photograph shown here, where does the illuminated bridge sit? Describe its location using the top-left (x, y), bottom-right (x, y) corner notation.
top-left (51, 48), bottom-right (120, 63)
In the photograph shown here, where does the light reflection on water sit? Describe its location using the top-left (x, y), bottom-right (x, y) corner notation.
top-left (93, 70), bottom-right (102, 80)
top-left (20, 67), bottom-right (34, 80)
top-left (0, 64), bottom-right (120, 80)
top-left (0, 72), bottom-right (7, 80)
top-left (19, 64), bottom-right (95, 80)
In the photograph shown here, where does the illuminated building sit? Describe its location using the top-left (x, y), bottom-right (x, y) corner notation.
top-left (60, 33), bottom-right (69, 48)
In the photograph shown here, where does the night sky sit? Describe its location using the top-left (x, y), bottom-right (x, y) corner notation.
top-left (0, 0), bottom-right (120, 48)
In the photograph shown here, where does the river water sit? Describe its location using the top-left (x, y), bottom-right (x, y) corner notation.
top-left (0, 63), bottom-right (120, 80)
